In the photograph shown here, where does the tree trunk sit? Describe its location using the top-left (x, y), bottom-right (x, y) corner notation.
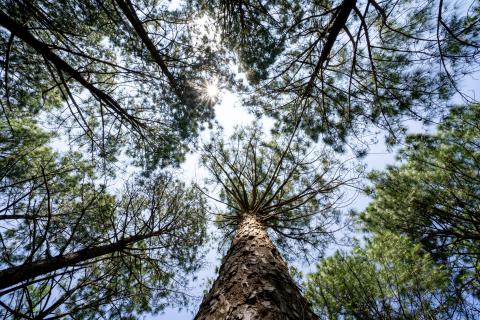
top-left (0, 231), bottom-right (161, 290)
top-left (195, 214), bottom-right (318, 320)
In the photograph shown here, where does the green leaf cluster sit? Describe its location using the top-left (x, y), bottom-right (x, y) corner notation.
top-left (306, 232), bottom-right (456, 319)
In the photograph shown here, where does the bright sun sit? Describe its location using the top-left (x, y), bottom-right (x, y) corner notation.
top-left (206, 82), bottom-right (219, 99)
top-left (202, 77), bottom-right (220, 102)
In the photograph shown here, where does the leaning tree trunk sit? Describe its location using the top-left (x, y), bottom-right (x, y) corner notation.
top-left (195, 214), bottom-right (318, 319)
top-left (0, 230), bottom-right (162, 289)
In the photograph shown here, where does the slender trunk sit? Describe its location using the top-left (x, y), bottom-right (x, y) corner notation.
top-left (115, 0), bottom-right (183, 98)
top-left (0, 231), bottom-right (160, 290)
top-left (0, 10), bottom-right (141, 128)
top-left (195, 214), bottom-right (318, 319)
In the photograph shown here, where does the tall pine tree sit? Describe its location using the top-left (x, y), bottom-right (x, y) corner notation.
top-left (195, 124), bottom-right (358, 319)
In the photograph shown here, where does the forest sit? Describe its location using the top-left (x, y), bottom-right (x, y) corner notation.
top-left (0, 0), bottom-right (479, 319)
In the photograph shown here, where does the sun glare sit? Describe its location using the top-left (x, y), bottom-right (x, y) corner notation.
top-left (202, 77), bottom-right (220, 102)
top-left (206, 81), bottom-right (219, 99)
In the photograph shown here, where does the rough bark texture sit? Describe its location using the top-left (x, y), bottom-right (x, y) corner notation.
top-left (195, 214), bottom-right (318, 320)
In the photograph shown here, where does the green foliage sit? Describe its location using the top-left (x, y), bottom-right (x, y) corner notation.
top-left (192, 0), bottom-right (289, 84)
top-left (197, 0), bottom-right (480, 152)
top-left (361, 103), bottom-right (480, 296)
top-left (0, 0), bottom-right (229, 172)
top-left (0, 114), bottom-right (207, 318)
top-left (304, 104), bottom-right (480, 319)
top-left (305, 232), bottom-right (457, 319)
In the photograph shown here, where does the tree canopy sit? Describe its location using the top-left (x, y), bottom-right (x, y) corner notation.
top-left (305, 103), bottom-right (480, 319)
top-left (305, 232), bottom-right (461, 319)
top-left (1, 0), bottom-right (228, 172)
top-left (0, 2), bottom-right (217, 315)
top-left (361, 103), bottom-right (480, 307)
top-left (201, 124), bottom-right (359, 260)
top-left (197, 0), bottom-right (480, 152)
top-left (1, 0), bottom-right (480, 318)
top-left (0, 107), bottom-right (207, 318)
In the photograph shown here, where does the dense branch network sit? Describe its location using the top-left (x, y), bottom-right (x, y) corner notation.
top-left (202, 124), bottom-right (361, 258)
top-left (0, 114), bottom-right (207, 318)
top-left (0, 0), bottom-right (225, 170)
top-left (198, 0), bottom-right (480, 151)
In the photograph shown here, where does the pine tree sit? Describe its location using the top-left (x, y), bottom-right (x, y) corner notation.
top-left (0, 1), bottom-right (221, 317)
top-left (304, 105), bottom-right (480, 319)
top-left (361, 103), bottom-right (480, 310)
top-left (305, 232), bottom-right (462, 319)
top-left (195, 125), bottom-right (358, 319)
top-left (0, 115), bottom-right (207, 318)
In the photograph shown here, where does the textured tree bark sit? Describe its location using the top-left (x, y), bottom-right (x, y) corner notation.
top-left (195, 214), bottom-right (318, 320)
